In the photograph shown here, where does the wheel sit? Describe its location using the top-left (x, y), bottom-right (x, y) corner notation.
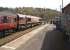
top-left (0, 30), bottom-right (5, 38)
top-left (0, 31), bottom-right (2, 38)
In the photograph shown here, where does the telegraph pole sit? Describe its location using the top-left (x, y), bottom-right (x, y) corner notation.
top-left (60, 5), bottom-right (62, 12)
top-left (62, 0), bottom-right (63, 8)
top-left (62, 0), bottom-right (63, 13)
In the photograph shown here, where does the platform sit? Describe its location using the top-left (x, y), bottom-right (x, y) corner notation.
top-left (0, 24), bottom-right (56, 50)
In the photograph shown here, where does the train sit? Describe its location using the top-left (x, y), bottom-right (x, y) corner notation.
top-left (0, 12), bottom-right (42, 38)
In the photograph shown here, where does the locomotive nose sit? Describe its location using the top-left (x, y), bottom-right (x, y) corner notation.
top-left (0, 24), bottom-right (5, 31)
top-left (8, 23), bottom-right (16, 29)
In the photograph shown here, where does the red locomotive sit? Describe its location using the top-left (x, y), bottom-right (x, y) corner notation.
top-left (0, 16), bottom-right (16, 31)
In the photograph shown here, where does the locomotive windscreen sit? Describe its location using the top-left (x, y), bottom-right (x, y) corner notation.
top-left (3, 16), bottom-right (8, 23)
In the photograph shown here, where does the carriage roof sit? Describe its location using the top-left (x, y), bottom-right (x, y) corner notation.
top-left (17, 14), bottom-right (41, 19)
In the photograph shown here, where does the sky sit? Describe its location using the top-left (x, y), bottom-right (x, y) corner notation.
top-left (0, 0), bottom-right (70, 11)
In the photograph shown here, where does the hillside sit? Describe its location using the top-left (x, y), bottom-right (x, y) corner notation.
top-left (0, 7), bottom-right (60, 20)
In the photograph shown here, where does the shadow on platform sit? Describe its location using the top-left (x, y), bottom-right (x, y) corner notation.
top-left (64, 40), bottom-right (70, 50)
top-left (41, 29), bottom-right (64, 50)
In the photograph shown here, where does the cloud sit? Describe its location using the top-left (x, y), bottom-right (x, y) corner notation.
top-left (0, 0), bottom-right (70, 11)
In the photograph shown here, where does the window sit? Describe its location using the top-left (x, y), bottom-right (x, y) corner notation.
top-left (3, 16), bottom-right (8, 23)
top-left (27, 18), bottom-right (31, 21)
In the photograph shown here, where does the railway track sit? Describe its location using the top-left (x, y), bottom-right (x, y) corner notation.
top-left (0, 25), bottom-right (42, 46)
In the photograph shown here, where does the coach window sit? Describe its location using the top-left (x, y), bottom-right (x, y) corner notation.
top-left (27, 18), bottom-right (31, 21)
top-left (39, 19), bottom-right (43, 21)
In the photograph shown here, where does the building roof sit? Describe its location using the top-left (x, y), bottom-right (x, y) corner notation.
top-left (63, 3), bottom-right (70, 10)
top-left (62, 3), bottom-right (70, 13)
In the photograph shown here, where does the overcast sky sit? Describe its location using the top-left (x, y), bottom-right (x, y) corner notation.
top-left (0, 0), bottom-right (70, 11)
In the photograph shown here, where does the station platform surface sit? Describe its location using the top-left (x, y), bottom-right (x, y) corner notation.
top-left (1, 23), bottom-right (69, 50)
top-left (41, 29), bottom-right (64, 50)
